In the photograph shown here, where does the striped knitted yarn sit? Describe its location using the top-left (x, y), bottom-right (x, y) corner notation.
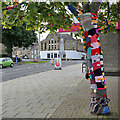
top-left (75, 12), bottom-right (110, 115)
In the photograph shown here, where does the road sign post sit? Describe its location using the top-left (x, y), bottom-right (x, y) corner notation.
top-left (38, 32), bottom-right (40, 62)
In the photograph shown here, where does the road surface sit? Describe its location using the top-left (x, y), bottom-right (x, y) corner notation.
top-left (1, 60), bottom-right (85, 82)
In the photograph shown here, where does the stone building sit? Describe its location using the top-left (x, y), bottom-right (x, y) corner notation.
top-left (12, 32), bottom-right (86, 60)
top-left (39, 32), bottom-right (85, 59)
top-left (40, 33), bottom-right (83, 52)
top-left (0, 43), bottom-right (7, 56)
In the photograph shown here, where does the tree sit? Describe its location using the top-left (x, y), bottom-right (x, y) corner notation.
top-left (2, 26), bottom-right (37, 58)
top-left (1, 1), bottom-right (120, 35)
top-left (1, 0), bottom-right (119, 115)
top-left (97, 2), bottom-right (120, 34)
top-left (1, 1), bottom-right (119, 60)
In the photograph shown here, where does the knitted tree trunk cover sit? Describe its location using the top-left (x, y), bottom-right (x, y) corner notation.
top-left (75, 12), bottom-right (110, 115)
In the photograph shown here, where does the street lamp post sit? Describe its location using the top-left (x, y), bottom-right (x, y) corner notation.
top-left (38, 32), bottom-right (40, 62)
top-left (59, 34), bottom-right (64, 58)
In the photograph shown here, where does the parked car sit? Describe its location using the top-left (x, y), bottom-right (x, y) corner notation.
top-left (0, 58), bottom-right (14, 69)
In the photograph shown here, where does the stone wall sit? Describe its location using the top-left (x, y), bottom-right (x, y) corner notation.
top-left (99, 30), bottom-right (120, 73)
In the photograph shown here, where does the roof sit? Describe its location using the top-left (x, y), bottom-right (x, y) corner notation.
top-left (43, 32), bottom-right (76, 41)
top-left (60, 34), bottom-right (75, 41)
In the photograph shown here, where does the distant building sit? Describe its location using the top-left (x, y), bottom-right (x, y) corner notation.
top-left (0, 43), bottom-right (7, 56)
top-left (39, 32), bottom-right (86, 60)
top-left (12, 32), bottom-right (86, 60)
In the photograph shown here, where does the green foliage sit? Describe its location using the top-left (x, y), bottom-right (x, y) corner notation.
top-left (2, 2), bottom-right (24, 28)
top-left (2, 2), bottom-right (73, 33)
top-left (98, 2), bottom-right (120, 34)
top-left (2, 26), bottom-right (37, 56)
top-left (1, 1), bottom-right (120, 35)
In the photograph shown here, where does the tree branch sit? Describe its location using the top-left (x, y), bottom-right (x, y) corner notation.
top-left (89, 1), bottom-right (100, 14)
top-left (82, 0), bottom-right (100, 14)
top-left (107, 2), bottom-right (110, 19)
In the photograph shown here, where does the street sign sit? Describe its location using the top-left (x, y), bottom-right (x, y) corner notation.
top-left (54, 58), bottom-right (62, 70)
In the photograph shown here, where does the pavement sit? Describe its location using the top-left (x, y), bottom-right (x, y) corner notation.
top-left (0, 63), bottom-right (119, 120)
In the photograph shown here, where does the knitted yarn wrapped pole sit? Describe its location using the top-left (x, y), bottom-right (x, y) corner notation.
top-left (68, 5), bottom-right (110, 115)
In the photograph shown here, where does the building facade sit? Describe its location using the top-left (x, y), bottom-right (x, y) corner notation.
top-left (39, 32), bottom-right (86, 60)
top-left (12, 32), bottom-right (86, 60)
top-left (0, 43), bottom-right (7, 56)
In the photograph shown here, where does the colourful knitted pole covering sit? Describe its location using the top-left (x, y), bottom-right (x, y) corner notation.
top-left (80, 13), bottom-right (110, 115)
top-left (79, 25), bottom-right (87, 52)
top-left (68, 5), bottom-right (110, 115)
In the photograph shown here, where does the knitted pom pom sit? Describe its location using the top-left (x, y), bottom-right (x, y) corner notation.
top-left (103, 94), bottom-right (107, 98)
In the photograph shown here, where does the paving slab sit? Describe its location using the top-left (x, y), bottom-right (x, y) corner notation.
top-left (51, 76), bottom-right (119, 119)
top-left (1, 63), bottom-right (85, 118)
top-left (1, 63), bottom-right (119, 119)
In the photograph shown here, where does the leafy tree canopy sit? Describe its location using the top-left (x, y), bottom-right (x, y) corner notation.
top-left (1, 1), bottom-right (120, 35)
top-left (2, 25), bottom-right (37, 57)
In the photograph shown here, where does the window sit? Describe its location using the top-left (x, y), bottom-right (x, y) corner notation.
top-left (54, 53), bottom-right (57, 58)
top-left (51, 37), bottom-right (53, 45)
top-left (41, 43), bottom-right (43, 50)
top-left (28, 51), bottom-right (30, 54)
top-left (45, 43), bottom-right (46, 50)
top-left (51, 40), bottom-right (53, 44)
top-left (51, 37), bottom-right (53, 41)
top-left (49, 45), bottom-right (50, 50)
top-left (63, 54), bottom-right (66, 58)
top-left (2, 59), bottom-right (6, 62)
top-left (52, 45), bottom-right (53, 50)
top-left (54, 45), bottom-right (56, 50)
top-left (51, 53), bottom-right (53, 58)
top-left (54, 40), bottom-right (56, 50)
top-left (47, 53), bottom-right (50, 58)
top-left (67, 41), bottom-right (70, 49)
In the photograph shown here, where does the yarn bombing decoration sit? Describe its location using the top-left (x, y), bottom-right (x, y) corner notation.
top-left (2, 2), bottom-right (23, 25)
top-left (68, 4), bottom-right (110, 115)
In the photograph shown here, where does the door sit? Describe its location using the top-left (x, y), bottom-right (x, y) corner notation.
top-left (7, 58), bottom-right (11, 66)
top-left (2, 58), bottom-right (7, 67)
